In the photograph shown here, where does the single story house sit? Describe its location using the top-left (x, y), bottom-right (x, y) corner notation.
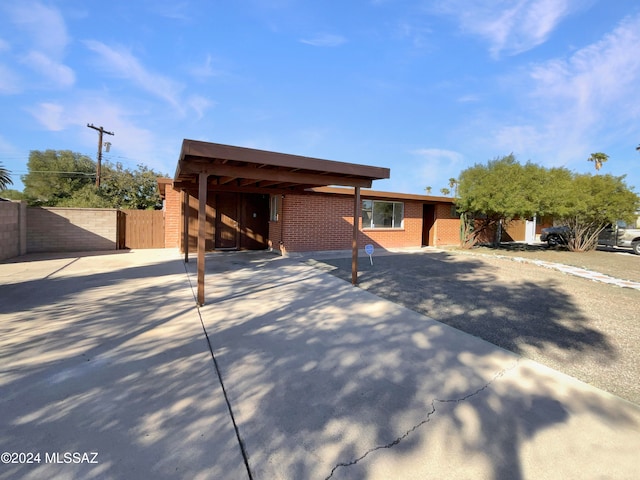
top-left (159, 142), bottom-right (460, 256)
top-left (159, 140), bottom-right (460, 304)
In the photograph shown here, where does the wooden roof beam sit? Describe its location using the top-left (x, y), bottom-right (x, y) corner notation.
top-left (179, 163), bottom-right (373, 188)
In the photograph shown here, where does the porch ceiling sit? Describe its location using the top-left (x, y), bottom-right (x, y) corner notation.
top-left (173, 139), bottom-right (390, 192)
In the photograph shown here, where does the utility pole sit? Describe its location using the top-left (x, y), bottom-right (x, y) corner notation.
top-left (87, 123), bottom-right (114, 187)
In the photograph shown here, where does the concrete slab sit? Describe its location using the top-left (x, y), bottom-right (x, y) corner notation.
top-left (189, 251), bottom-right (640, 480)
top-left (0, 250), bottom-right (247, 480)
top-left (3, 248), bottom-right (639, 479)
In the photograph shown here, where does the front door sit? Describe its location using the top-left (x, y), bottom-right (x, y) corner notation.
top-left (215, 193), bottom-right (239, 249)
top-left (241, 194), bottom-right (270, 250)
top-left (422, 204), bottom-right (436, 246)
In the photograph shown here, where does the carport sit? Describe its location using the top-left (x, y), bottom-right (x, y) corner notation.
top-left (173, 139), bottom-right (390, 305)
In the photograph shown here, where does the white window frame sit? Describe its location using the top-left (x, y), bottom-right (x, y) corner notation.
top-left (362, 200), bottom-right (404, 229)
top-left (270, 195), bottom-right (280, 222)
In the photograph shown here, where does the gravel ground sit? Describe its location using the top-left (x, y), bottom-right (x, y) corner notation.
top-left (309, 248), bottom-right (640, 405)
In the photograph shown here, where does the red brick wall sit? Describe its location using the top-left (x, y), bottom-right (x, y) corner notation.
top-left (433, 204), bottom-right (460, 246)
top-left (361, 201), bottom-right (423, 249)
top-left (164, 185), bottom-right (182, 249)
top-left (275, 193), bottom-right (429, 252)
top-left (268, 195), bottom-right (283, 252)
top-left (165, 186), bottom-right (461, 252)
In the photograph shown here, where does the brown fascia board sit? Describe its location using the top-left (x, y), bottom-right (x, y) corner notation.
top-left (308, 186), bottom-right (456, 203)
top-left (176, 139), bottom-right (390, 181)
top-left (157, 177), bottom-right (173, 198)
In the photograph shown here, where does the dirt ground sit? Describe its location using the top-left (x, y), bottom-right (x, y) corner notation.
top-left (310, 246), bottom-right (640, 405)
top-left (456, 243), bottom-right (640, 282)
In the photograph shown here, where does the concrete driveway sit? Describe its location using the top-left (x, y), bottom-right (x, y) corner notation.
top-left (2, 249), bottom-right (640, 479)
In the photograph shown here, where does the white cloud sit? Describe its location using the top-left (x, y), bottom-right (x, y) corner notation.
top-left (300, 33), bottom-right (347, 47)
top-left (188, 54), bottom-right (223, 80)
top-left (28, 102), bottom-right (67, 131)
top-left (4, 1), bottom-right (70, 57)
top-left (22, 51), bottom-right (75, 88)
top-left (412, 148), bottom-right (464, 163)
top-left (0, 64), bottom-right (22, 94)
top-left (410, 148), bottom-right (465, 190)
top-left (28, 94), bottom-right (173, 174)
top-left (432, 0), bottom-right (588, 57)
top-left (457, 94), bottom-right (481, 103)
top-left (84, 40), bottom-right (184, 110)
top-left (3, 2), bottom-right (75, 89)
top-left (492, 13), bottom-right (640, 165)
top-left (186, 95), bottom-right (215, 119)
top-left (529, 14), bottom-right (640, 109)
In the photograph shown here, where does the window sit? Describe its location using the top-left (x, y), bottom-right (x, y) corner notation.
top-left (362, 200), bottom-right (404, 229)
top-left (270, 195), bottom-right (280, 221)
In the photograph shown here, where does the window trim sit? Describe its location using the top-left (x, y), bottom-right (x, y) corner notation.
top-left (362, 200), bottom-right (404, 229)
top-left (270, 195), bottom-right (279, 222)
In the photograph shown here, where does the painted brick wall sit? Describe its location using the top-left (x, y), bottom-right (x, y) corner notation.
top-left (164, 185), bottom-right (182, 248)
top-left (27, 207), bottom-right (119, 252)
top-left (0, 201), bottom-right (26, 260)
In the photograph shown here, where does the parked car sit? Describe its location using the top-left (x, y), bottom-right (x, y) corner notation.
top-left (541, 221), bottom-right (640, 254)
top-left (540, 226), bottom-right (570, 246)
top-left (598, 220), bottom-right (640, 255)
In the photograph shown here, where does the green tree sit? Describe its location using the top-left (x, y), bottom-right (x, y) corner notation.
top-left (448, 177), bottom-right (458, 197)
top-left (99, 162), bottom-right (163, 210)
top-left (0, 162), bottom-right (13, 191)
top-left (0, 189), bottom-right (25, 200)
top-left (22, 150), bottom-right (95, 205)
top-left (22, 150), bottom-right (166, 209)
top-left (587, 152), bottom-right (609, 171)
top-left (557, 173), bottom-right (639, 251)
top-left (456, 154), bottom-right (638, 251)
top-left (457, 154), bottom-right (547, 246)
top-left (424, 186), bottom-right (432, 194)
top-left (440, 188), bottom-right (451, 196)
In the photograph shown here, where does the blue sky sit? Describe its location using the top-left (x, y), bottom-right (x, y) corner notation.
top-left (1, 0), bottom-right (640, 195)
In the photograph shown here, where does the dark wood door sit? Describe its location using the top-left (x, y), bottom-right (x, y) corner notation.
top-left (241, 194), bottom-right (269, 250)
top-left (215, 193), bottom-right (239, 249)
top-left (422, 204), bottom-right (436, 246)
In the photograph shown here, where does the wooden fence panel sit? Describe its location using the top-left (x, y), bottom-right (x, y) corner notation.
top-left (122, 210), bottom-right (165, 249)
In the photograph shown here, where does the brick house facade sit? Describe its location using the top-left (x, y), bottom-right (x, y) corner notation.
top-left (161, 182), bottom-right (460, 253)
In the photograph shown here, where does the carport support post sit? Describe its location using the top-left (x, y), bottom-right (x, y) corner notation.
top-left (197, 173), bottom-right (208, 306)
top-left (183, 190), bottom-right (189, 263)
top-left (352, 186), bottom-right (360, 285)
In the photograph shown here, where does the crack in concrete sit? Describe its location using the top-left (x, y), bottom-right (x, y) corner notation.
top-left (324, 360), bottom-right (519, 480)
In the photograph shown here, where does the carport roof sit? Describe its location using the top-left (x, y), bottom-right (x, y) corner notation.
top-left (173, 139), bottom-right (390, 191)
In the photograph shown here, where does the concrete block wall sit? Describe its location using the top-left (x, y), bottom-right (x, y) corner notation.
top-left (27, 207), bottom-right (119, 252)
top-left (0, 201), bottom-right (26, 260)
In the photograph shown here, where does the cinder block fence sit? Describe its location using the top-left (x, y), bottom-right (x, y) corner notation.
top-left (0, 201), bottom-right (27, 261)
top-left (26, 207), bottom-right (121, 254)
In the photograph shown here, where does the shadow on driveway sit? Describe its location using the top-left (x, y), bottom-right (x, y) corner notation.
top-left (191, 251), bottom-right (639, 480)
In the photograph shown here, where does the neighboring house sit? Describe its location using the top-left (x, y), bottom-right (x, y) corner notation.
top-left (159, 180), bottom-right (461, 254)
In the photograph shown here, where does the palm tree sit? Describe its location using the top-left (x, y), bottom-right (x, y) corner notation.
top-left (440, 187), bottom-right (451, 196)
top-left (587, 152), bottom-right (609, 171)
top-left (0, 162), bottom-right (13, 191)
top-left (448, 177), bottom-right (458, 197)
top-left (424, 186), bottom-right (432, 194)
